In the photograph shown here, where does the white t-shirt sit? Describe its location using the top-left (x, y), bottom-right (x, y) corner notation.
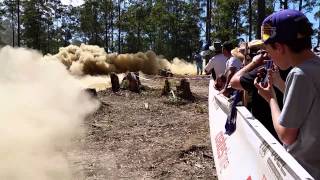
top-left (204, 54), bottom-right (228, 77)
top-left (225, 56), bottom-right (242, 72)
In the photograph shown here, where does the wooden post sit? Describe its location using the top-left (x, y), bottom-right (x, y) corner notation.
top-left (110, 73), bottom-right (120, 92)
top-left (162, 79), bottom-right (171, 96)
top-left (176, 78), bottom-right (195, 101)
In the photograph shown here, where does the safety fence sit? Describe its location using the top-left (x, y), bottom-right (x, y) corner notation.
top-left (208, 79), bottom-right (313, 180)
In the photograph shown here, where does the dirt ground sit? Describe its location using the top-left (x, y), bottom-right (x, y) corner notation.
top-left (68, 75), bottom-right (217, 180)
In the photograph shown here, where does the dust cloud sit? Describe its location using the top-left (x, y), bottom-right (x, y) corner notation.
top-left (54, 44), bottom-right (196, 76)
top-left (76, 74), bottom-right (125, 91)
top-left (169, 57), bottom-right (197, 75)
top-left (0, 46), bottom-right (99, 180)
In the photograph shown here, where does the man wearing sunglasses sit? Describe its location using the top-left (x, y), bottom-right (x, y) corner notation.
top-left (255, 9), bottom-right (320, 178)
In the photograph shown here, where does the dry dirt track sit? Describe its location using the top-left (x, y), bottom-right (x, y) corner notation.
top-left (68, 75), bottom-right (217, 180)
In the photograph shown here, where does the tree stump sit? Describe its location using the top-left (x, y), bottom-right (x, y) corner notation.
top-left (134, 72), bottom-right (141, 85)
top-left (127, 72), bottom-right (140, 93)
top-left (110, 73), bottom-right (120, 92)
top-left (161, 78), bottom-right (171, 96)
top-left (176, 78), bottom-right (195, 101)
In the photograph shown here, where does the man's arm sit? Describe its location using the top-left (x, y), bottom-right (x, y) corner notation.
top-left (268, 97), bottom-right (299, 145)
top-left (230, 60), bottom-right (261, 90)
top-left (254, 79), bottom-right (298, 145)
top-left (220, 66), bottom-right (238, 96)
top-left (211, 67), bottom-right (216, 80)
top-left (204, 59), bottom-right (214, 74)
top-left (224, 67), bottom-right (237, 89)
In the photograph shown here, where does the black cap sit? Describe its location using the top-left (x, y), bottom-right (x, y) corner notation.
top-left (222, 41), bottom-right (234, 52)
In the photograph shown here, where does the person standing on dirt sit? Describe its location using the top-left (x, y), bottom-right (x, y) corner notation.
top-left (220, 41), bottom-right (242, 97)
top-left (204, 42), bottom-right (228, 80)
top-left (194, 52), bottom-right (203, 75)
top-left (255, 9), bottom-right (320, 178)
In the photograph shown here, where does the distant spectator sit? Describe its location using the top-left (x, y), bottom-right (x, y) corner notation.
top-left (204, 42), bottom-right (228, 80)
top-left (194, 53), bottom-right (203, 75)
top-left (220, 41), bottom-right (242, 97)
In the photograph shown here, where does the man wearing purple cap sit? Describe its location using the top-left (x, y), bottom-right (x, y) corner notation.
top-left (255, 9), bottom-right (320, 178)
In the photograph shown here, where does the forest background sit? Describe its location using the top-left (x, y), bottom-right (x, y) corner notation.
top-left (0, 0), bottom-right (319, 62)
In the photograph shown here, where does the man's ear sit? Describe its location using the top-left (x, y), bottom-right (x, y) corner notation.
top-left (274, 42), bottom-right (286, 54)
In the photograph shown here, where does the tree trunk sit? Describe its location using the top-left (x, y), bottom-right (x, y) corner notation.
top-left (37, 3), bottom-right (41, 50)
top-left (127, 72), bottom-right (140, 93)
top-left (176, 79), bottom-right (195, 101)
top-left (206, 0), bottom-right (212, 45)
top-left (284, 0), bottom-right (288, 9)
top-left (118, 0), bottom-right (121, 53)
top-left (248, 0), bottom-right (252, 41)
top-left (110, 73), bottom-right (120, 92)
top-left (318, 17), bottom-right (320, 46)
top-left (161, 79), bottom-right (171, 96)
top-left (299, 0), bottom-right (303, 11)
top-left (111, 2), bottom-right (114, 52)
top-left (234, 8), bottom-right (239, 37)
top-left (137, 26), bottom-right (141, 51)
top-left (91, 2), bottom-right (98, 45)
top-left (47, 21), bottom-right (50, 53)
top-left (104, 1), bottom-right (109, 53)
top-left (256, 0), bottom-right (265, 39)
top-left (17, 0), bottom-right (20, 47)
top-left (281, 0), bottom-right (288, 9)
top-left (11, 0), bottom-right (15, 47)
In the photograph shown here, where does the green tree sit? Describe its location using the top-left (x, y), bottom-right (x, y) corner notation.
top-left (144, 0), bottom-right (201, 60)
top-left (1, 0), bottom-right (18, 46)
top-left (80, 0), bottom-right (104, 46)
top-left (0, 1), bottom-right (5, 45)
top-left (245, 0), bottom-right (273, 39)
top-left (211, 0), bottom-right (246, 42)
top-left (100, 0), bottom-right (114, 52)
top-left (314, 1), bottom-right (320, 46)
top-left (206, 0), bottom-right (212, 44)
top-left (20, 0), bottom-right (61, 53)
top-left (256, 0), bottom-right (265, 39)
top-left (121, 1), bottom-right (149, 53)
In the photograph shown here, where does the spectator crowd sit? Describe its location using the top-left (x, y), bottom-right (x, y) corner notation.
top-left (203, 9), bottom-right (320, 179)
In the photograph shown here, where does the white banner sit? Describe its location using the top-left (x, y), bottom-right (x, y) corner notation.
top-left (208, 80), bottom-right (313, 180)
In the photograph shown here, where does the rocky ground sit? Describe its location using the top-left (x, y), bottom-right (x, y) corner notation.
top-left (68, 75), bottom-right (217, 180)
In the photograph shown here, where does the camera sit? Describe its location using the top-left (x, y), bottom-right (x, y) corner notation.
top-left (256, 60), bottom-right (273, 87)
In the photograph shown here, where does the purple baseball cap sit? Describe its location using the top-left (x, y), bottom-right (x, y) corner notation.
top-left (261, 9), bottom-right (311, 44)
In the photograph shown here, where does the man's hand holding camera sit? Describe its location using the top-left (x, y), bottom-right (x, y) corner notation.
top-left (254, 72), bottom-right (277, 103)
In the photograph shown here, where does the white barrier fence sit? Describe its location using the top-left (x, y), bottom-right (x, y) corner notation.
top-left (208, 80), bottom-right (314, 180)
